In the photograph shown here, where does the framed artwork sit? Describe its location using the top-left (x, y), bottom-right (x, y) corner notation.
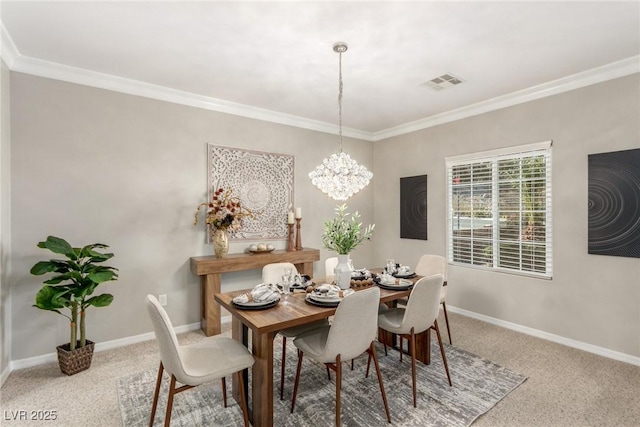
top-left (208, 144), bottom-right (294, 240)
top-left (400, 175), bottom-right (428, 240)
top-left (588, 148), bottom-right (640, 258)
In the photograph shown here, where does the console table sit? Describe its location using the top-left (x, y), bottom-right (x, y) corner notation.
top-left (190, 248), bottom-right (320, 336)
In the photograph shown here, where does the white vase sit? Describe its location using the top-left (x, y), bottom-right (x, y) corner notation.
top-left (334, 254), bottom-right (353, 290)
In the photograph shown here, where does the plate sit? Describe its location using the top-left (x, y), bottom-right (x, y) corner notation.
top-left (376, 281), bottom-right (414, 291)
top-left (232, 297), bottom-right (280, 310)
top-left (249, 249), bottom-right (275, 254)
top-left (305, 294), bottom-right (341, 307)
top-left (392, 271), bottom-right (416, 279)
top-left (309, 288), bottom-right (354, 303)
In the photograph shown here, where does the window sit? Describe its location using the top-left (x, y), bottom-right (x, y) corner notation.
top-left (446, 141), bottom-right (552, 278)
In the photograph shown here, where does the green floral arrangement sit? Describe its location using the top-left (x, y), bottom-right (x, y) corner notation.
top-left (322, 204), bottom-right (375, 255)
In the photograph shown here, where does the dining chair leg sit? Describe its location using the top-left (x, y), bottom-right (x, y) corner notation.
top-left (365, 351), bottom-right (372, 378)
top-left (351, 359), bottom-right (354, 370)
top-left (335, 354), bottom-right (342, 427)
top-left (149, 362), bottom-right (164, 427)
top-left (236, 370), bottom-right (250, 427)
top-left (369, 341), bottom-right (391, 423)
top-left (399, 336), bottom-right (404, 362)
top-left (164, 375), bottom-right (178, 427)
top-left (382, 330), bottom-right (388, 356)
top-left (410, 328), bottom-right (417, 407)
top-left (434, 320), bottom-right (453, 386)
top-left (442, 301), bottom-right (452, 344)
top-left (221, 377), bottom-right (227, 407)
top-left (290, 351), bottom-right (305, 413)
top-left (280, 336), bottom-right (287, 400)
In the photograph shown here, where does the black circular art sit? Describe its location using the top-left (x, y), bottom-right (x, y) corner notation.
top-left (588, 149), bottom-right (640, 258)
top-left (400, 175), bottom-right (428, 240)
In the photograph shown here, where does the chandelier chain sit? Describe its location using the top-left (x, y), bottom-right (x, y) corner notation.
top-left (338, 50), bottom-right (343, 152)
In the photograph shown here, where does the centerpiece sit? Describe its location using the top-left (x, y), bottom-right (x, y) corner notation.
top-left (322, 204), bottom-right (375, 289)
top-left (194, 187), bottom-right (257, 257)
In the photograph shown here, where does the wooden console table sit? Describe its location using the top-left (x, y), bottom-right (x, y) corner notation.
top-left (190, 248), bottom-right (320, 336)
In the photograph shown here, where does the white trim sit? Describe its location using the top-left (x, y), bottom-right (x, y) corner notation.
top-left (8, 321), bottom-right (201, 372)
top-left (0, 364), bottom-right (10, 386)
top-left (372, 56), bottom-right (640, 141)
top-left (0, 17), bottom-right (637, 142)
top-left (446, 140), bottom-right (552, 164)
top-left (448, 305), bottom-right (640, 367)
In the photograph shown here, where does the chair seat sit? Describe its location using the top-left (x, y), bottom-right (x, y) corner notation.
top-left (178, 337), bottom-right (255, 386)
top-left (280, 319), bottom-right (329, 338)
top-left (377, 308), bottom-right (408, 335)
top-left (293, 326), bottom-right (332, 362)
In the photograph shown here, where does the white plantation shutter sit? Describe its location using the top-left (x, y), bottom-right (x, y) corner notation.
top-left (446, 141), bottom-right (552, 278)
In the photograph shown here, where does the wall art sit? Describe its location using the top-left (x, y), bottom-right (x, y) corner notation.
top-left (588, 148), bottom-right (640, 258)
top-left (400, 175), bottom-right (428, 240)
top-left (208, 144), bottom-right (294, 240)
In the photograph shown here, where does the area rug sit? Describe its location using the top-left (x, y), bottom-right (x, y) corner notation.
top-left (117, 338), bottom-right (526, 426)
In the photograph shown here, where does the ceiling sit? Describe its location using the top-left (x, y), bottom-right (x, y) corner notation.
top-left (1, 1), bottom-right (639, 140)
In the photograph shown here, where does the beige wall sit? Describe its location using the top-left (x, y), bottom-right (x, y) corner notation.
top-left (1, 59), bottom-right (11, 376)
top-left (5, 70), bottom-right (640, 363)
top-left (373, 73), bottom-right (640, 357)
top-left (9, 73), bottom-right (374, 360)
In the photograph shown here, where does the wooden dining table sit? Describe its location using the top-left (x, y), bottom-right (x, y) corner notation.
top-left (214, 271), bottom-right (428, 427)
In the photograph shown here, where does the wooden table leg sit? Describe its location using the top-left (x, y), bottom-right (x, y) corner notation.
top-left (251, 329), bottom-right (275, 427)
top-left (414, 328), bottom-right (431, 365)
top-left (200, 273), bottom-right (221, 336)
top-left (231, 318), bottom-right (249, 407)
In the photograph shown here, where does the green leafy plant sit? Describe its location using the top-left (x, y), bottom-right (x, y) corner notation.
top-left (322, 204), bottom-right (375, 255)
top-left (30, 236), bottom-right (118, 351)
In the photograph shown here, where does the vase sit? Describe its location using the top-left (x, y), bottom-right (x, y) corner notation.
top-left (334, 254), bottom-right (353, 290)
top-left (212, 228), bottom-right (229, 258)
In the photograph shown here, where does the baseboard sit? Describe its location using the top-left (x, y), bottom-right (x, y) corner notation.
top-left (8, 322), bottom-right (202, 373)
top-left (1, 364), bottom-right (10, 386)
top-left (447, 305), bottom-right (640, 366)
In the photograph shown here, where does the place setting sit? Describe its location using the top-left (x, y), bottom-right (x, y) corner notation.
top-left (305, 283), bottom-right (354, 307)
top-left (373, 258), bottom-right (416, 290)
top-left (231, 283), bottom-right (281, 310)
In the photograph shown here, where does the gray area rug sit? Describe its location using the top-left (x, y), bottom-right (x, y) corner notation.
top-left (117, 338), bottom-right (526, 426)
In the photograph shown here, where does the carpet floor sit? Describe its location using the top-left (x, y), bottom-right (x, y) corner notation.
top-left (117, 338), bottom-right (526, 426)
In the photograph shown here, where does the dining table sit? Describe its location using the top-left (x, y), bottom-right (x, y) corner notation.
top-left (213, 269), bottom-right (428, 427)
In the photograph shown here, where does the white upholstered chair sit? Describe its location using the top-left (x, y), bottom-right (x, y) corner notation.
top-left (290, 287), bottom-right (391, 426)
top-left (414, 254), bottom-right (452, 344)
top-left (262, 262), bottom-right (329, 400)
top-left (145, 295), bottom-right (254, 427)
top-left (374, 275), bottom-right (452, 407)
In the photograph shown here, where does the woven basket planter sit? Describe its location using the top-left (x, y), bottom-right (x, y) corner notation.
top-left (56, 340), bottom-right (95, 376)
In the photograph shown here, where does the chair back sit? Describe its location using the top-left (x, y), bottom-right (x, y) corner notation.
top-left (145, 295), bottom-right (186, 380)
top-left (323, 287), bottom-right (380, 361)
top-left (325, 257), bottom-right (338, 277)
top-left (262, 262), bottom-right (298, 284)
top-left (402, 275), bottom-right (444, 334)
top-left (414, 254), bottom-right (447, 280)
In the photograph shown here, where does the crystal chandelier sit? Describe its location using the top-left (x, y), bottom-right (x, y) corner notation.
top-left (309, 42), bottom-right (373, 201)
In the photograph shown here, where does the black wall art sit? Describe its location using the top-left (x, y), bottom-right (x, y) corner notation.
top-left (400, 175), bottom-right (428, 240)
top-left (588, 148), bottom-right (640, 258)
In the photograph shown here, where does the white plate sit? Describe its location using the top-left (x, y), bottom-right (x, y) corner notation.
top-left (309, 289), bottom-right (354, 303)
top-left (232, 295), bottom-right (280, 308)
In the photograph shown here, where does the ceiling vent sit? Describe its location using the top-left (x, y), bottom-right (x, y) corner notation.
top-left (422, 73), bottom-right (465, 91)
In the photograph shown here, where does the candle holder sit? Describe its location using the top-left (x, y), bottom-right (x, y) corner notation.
top-left (295, 218), bottom-right (302, 250)
top-left (287, 223), bottom-right (295, 252)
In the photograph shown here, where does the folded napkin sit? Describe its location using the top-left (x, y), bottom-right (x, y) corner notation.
top-left (313, 284), bottom-right (354, 298)
top-left (351, 269), bottom-right (370, 277)
top-left (233, 283), bottom-right (280, 304)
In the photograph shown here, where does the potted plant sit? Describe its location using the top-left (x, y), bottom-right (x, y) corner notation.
top-left (322, 204), bottom-right (375, 288)
top-left (30, 235), bottom-right (118, 375)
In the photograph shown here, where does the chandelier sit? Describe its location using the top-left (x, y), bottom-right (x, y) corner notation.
top-left (309, 42), bottom-right (373, 201)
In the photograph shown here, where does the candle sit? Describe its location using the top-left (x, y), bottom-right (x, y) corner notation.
top-left (287, 212), bottom-right (294, 224)
top-left (295, 207), bottom-right (302, 219)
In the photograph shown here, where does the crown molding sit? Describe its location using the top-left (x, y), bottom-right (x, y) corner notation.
top-left (2, 18), bottom-right (637, 143)
top-left (0, 23), bottom-right (19, 68)
top-left (371, 56), bottom-right (640, 141)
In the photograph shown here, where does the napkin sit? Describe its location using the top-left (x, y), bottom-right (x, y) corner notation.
top-left (313, 284), bottom-right (353, 298)
top-left (233, 283), bottom-right (279, 304)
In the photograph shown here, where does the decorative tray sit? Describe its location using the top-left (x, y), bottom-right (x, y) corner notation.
top-left (249, 249), bottom-right (275, 254)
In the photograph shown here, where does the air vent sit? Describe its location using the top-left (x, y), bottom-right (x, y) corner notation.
top-left (422, 73), bottom-right (465, 91)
